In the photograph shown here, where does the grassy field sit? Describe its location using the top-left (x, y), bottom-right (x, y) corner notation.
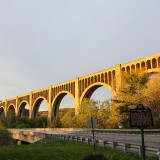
top-left (0, 139), bottom-right (158, 160)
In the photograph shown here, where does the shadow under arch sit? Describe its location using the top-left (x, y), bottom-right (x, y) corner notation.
top-left (80, 82), bottom-right (115, 103)
top-left (0, 107), bottom-right (5, 116)
top-left (7, 104), bottom-right (16, 118)
top-left (18, 101), bottom-right (30, 117)
top-left (32, 97), bottom-right (49, 118)
top-left (52, 91), bottom-right (75, 118)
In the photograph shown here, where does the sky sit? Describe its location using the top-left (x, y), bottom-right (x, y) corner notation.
top-left (0, 1), bottom-right (160, 110)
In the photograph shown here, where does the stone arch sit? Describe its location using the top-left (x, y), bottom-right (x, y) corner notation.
top-left (136, 63), bottom-right (140, 73)
top-left (68, 83), bottom-right (70, 91)
top-left (94, 75), bottom-right (97, 82)
top-left (122, 67), bottom-right (125, 73)
top-left (51, 91), bottom-right (75, 118)
top-left (7, 104), bottom-right (16, 118)
top-left (18, 101), bottom-right (30, 117)
top-left (66, 84), bottom-right (69, 91)
top-left (85, 78), bottom-right (88, 88)
top-left (98, 74), bottom-right (101, 82)
top-left (126, 66), bottom-right (130, 73)
top-left (82, 79), bottom-right (84, 92)
top-left (32, 96), bottom-right (49, 118)
top-left (91, 77), bottom-right (94, 83)
top-left (152, 58), bottom-right (157, 68)
top-left (112, 70), bottom-right (116, 89)
top-left (0, 107), bottom-right (5, 116)
top-left (108, 71), bottom-right (111, 85)
top-left (141, 61), bottom-right (145, 71)
top-left (101, 73), bottom-right (104, 82)
top-left (88, 77), bottom-right (91, 85)
top-left (80, 82), bottom-right (116, 103)
top-left (158, 57), bottom-right (160, 67)
top-left (131, 64), bottom-right (135, 72)
top-left (105, 72), bottom-right (108, 83)
top-left (147, 60), bottom-right (151, 69)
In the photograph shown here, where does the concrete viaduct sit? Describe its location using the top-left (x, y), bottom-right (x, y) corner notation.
top-left (0, 53), bottom-right (160, 121)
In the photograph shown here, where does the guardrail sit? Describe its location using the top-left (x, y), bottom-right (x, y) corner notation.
top-left (45, 133), bottom-right (160, 160)
top-left (9, 128), bottom-right (160, 134)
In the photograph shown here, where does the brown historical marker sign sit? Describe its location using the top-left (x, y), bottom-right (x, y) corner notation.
top-left (130, 104), bottom-right (153, 128)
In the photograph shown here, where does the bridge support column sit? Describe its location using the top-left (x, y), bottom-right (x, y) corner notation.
top-left (74, 77), bottom-right (80, 115)
top-left (15, 96), bottom-right (18, 117)
top-left (29, 92), bottom-right (33, 119)
top-left (115, 64), bottom-right (122, 94)
top-left (4, 100), bottom-right (7, 117)
top-left (47, 86), bottom-right (52, 124)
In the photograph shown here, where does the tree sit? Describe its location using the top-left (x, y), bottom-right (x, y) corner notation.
top-left (61, 109), bottom-right (75, 128)
top-left (114, 72), bottom-right (149, 128)
top-left (96, 100), bottom-right (111, 128)
top-left (141, 74), bottom-right (160, 128)
top-left (0, 120), bottom-right (12, 146)
top-left (49, 108), bottom-right (75, 128)
top-left (73, 98), bottom-right (99, 128)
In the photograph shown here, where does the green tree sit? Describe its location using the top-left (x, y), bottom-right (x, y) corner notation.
top-left (74, 98), bottom-right (99, 128)
top-left (50, 108), bottom-right (75, 128)
top-left (114, 72), bottom-right (149, 128)
top-left (96, 100), bottom-right (111, 128)
top-left (0, 120), bottom-right (12, 146)
top-left (61, 109), bottom-right (75, 128)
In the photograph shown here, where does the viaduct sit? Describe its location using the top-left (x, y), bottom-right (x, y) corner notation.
top-left (0, 53), bottom-right (160, 122)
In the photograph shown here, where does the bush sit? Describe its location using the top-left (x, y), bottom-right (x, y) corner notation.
top-left (0, 121), bottom-right (12, 146)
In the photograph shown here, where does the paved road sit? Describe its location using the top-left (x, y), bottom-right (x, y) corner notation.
top-left (44, 130), bottom-right (160, 148)
top-left (10, 129), bottom-right (160, 147)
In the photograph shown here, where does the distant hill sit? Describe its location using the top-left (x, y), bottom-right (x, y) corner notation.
top-left (38, 108), bottom-right (75, 117)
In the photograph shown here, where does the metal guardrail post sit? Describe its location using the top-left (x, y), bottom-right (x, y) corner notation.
top-left (112, 142), bottom-right (117, 150)
top-left (103, 140), bottom-right (107, 148)
top-left (76, 137), bottom-right (78, 142)
top-left (124, 143), bottom-right (129, 152)
top-left (139, 146), bottom-right (142, 157)
top-left (157, 148), bottom-right (160, 160)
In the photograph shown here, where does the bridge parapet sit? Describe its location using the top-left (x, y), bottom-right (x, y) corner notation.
top-left (51, 79), bottom-right (76, 99)
top-left (9, 129), bottom-right (45, 144)
top-left (121, 53), bottom-right (160, 73)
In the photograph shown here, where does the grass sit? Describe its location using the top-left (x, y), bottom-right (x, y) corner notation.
top-left (0, 139), bottom-right (158, 160)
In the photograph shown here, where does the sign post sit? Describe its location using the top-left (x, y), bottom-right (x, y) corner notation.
top-left (130, 104), bottom-right (153, 160)
top-left (87, 117), bottom-right (97, 150)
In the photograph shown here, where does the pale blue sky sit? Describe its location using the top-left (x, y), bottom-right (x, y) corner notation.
top-left (0, 1), bottom-right (160, 109)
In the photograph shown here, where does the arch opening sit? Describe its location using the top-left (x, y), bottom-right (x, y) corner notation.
top-left (141, 62), bottom-right (145, 71)
top-left (33, 98), bottom-right (48, 118)
top-left (158, 57), bottom-right (160, 68)
top-left (147, 60), bottom-right (151, 69)
top-left (152, 58), bottom-right (157, 68)
top-left (18, 102), bottom-right (29, 117)
top-left (136, 63), bottom-right (140, 73)
top-left (0, 107), bottom-right (4, 116)
top-left (126, 66), bottom-right (130, 73)
top-left (122, 67), bottom-right (125, 73)
top-left (82, 85), bottom-right (113, 105)
top-left (7, 105), bottom-right (16, 120)
top-left (131, 65), bottom-right (135, 72)
top-left (52, 93), bottom-right (74, 118)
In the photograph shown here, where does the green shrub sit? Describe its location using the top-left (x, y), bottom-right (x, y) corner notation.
top-left (0, 121), bottom-right (12, 146)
